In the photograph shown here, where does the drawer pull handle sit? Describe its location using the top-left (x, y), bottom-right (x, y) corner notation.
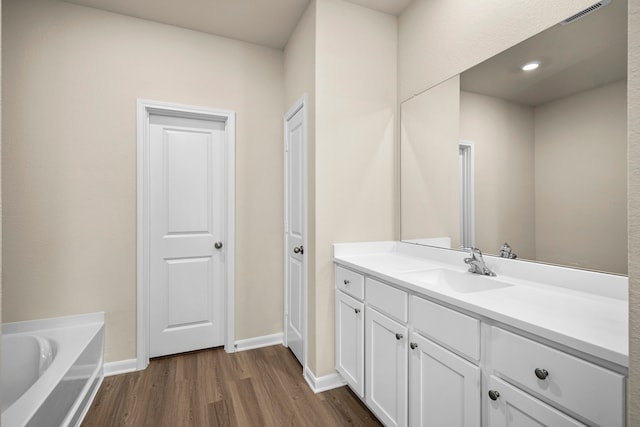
top-left (344, 279), bottom-right (350, 285)
top-left (534, 368), bottom-right (549, 380)
top-left (395, 333), bottom-right (403, 340)
top-left (354, 308), bottom-right (361, 314)
top-left (410, 342), bottom-right (418, 350)
top-left (488, 390), bottom-right (500, 401)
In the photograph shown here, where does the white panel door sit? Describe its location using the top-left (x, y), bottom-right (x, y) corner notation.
top-left (335, 290), bottom-right (364, 397)
top-left (409, 332), bottom-right (480, 427)
top-left (366, 307), bottom-right (408, 427)
top-left (285, 103), bottom-right (306, 365)
top-left (149, 114), bottom-right (226, 357)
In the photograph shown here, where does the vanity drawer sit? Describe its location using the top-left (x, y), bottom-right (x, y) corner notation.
top-left (411, 296), bottom-right (480, 361)
top-left (490, 327), bottom-right (625, 427)
top-left (366, 278), bottom-right (408, 322)
top-left (335, 266), bottom-right (364, 300)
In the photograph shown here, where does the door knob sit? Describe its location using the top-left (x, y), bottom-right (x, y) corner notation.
top-left (488, 390), bottom-right (500, 401)
top-left (410, 342), bottom-right (418, 350)
top-left (293, 245), bottom-right (304, 254)
top-left (395, 333), bottom-right (403, 340)
top-left (214, 241), bottom-right (223, 249)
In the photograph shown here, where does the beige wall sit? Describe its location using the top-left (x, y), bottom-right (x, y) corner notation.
top-left (628, 0), bottom-right (640, 423)
top-left (2, 0), bottom-right (397, 380)
top-left (284, 0), bottom-right (397, 377)
top-left (398, 0), bottom-right (597, 102)
top-left (2, 0), bottom-right (285, 362)
top-left (535, 80), bottom-right (627, 274)
top-left (314, 0), bottom-right (396, 376)
top-left (459, 91), bottom-right (535, 259)
top-left (401, 76), bottom-right (460, 243)
top-left (283, 0), bottom-right (317, 370)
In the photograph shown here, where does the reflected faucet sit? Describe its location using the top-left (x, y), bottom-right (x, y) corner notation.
top-left (499, 242), bottom-right (517, 259)
top-left (464, 248), bottom-right (496, 276)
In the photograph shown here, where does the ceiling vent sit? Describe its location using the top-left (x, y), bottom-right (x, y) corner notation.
top-left (561, 0), bottom-right (611, 25)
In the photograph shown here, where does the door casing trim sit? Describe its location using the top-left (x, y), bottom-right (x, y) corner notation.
top-left (137, 99), bottom-right (236, 370)
top-left (283, 94), bottom-right (308, 373)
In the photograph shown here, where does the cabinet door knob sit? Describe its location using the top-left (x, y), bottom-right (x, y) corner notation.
top-left (410, 342), bottom-right (418, 350)
top-left (488, 390), bottom-right (500, 401)
top-left (343, 279), bottom-right (350, 285)
top-left (395, 333), bottom-right (403, 340)
top-left (293, 246), bottom-right (304, 254)
top-left (534, 368), bottom-right (549, 380)
top-left (354, 308), bottom-right (361, 314)
top-left (214, 241), bottom-right (223, 249)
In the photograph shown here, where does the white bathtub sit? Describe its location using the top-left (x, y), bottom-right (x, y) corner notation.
top-left (2, 313), bottom-right (105, 427)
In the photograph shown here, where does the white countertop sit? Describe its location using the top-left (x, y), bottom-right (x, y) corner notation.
top-left (333, 241), bottom-right (628, 369)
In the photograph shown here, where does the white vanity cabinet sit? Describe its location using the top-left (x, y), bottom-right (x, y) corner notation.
top-left (486, 327), bottom-right (625, 427)
top-left (409, 332), bottom-right (481, 427)
top-left (409, 295), bottom-right (481, 427)
top-left (486, 376), bottom-right (586, 427)
top-left (335, 291), bottom-right (364, 397)
top-left (366, 306), bottom-right (408, 427)
top-left (335, 268), bottom-right (481, 427)
top-left (333, 243), bottom-right (627, 427)
top-left (334, 266), bottom-right (365, 397)
top-left (365, 278), bottom-right (409, 427)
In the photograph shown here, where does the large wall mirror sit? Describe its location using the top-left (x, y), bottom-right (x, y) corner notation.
top-left (400, 0), bottom-right (628, 275)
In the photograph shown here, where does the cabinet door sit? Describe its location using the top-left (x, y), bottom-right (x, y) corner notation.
top-left (366, 306), bottom-right (408, 427)
top-left (335, 290), bottom-right (364, 397)
top-left (409, 332), bottom-right (480, 427)
top-left (486, 376), bottom-right (586, 427)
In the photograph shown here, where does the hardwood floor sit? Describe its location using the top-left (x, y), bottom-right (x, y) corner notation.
top-left (82, 345), bottom-right (382, 426)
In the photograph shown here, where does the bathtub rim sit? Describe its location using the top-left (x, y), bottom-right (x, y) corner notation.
top-left (2, 312), bottom-right (105, 427)
top-left (3, 312), bottom-right (104, 335)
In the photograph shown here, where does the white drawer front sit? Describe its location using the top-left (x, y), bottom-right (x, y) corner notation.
top-left (490, 327), bottom-right (625, 427)
top-left (487, 376), bottom-right (586, 427)
top-left (366, 278), bottom-right (408, 322)
top-left (411, 295), bottom-right (480, 361)
top-left (335, 265), bottom-right (364, 300)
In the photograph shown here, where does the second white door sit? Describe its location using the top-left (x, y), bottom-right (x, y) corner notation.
top-left (285, 101), bottom-right (306, 365)
top-left (149, 113), bottom-right (226, 357)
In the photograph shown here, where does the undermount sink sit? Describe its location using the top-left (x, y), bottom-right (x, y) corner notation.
top-left (400, 268), bottom-right (514, 294)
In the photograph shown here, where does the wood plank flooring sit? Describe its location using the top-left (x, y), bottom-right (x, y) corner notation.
top-left (82, 345), bottom-right (382, 426)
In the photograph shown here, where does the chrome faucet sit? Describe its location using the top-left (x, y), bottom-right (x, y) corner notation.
top-left (464, 247), bottom-right (496, 276)
top-left (499, 242), bottom-right (517, 259)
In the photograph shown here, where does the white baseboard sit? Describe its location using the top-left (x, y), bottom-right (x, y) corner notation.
top-left (234, 332), bottom-right (283, 352)
top-left (104, 333), bottom-right (283, 376)
top-left (304, 367), bottom-right (346, 393)
top-left (104, 358), bottom-right (138, 377)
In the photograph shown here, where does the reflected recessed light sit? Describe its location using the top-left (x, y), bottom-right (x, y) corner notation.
top-left (521, 62), bottom-right (540, 71)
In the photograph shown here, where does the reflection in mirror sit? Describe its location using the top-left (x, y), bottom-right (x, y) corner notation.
top-left (400, 0), bottom-right (627, 274)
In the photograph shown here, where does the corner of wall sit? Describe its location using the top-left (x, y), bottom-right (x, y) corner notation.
top-left (627, 0), bottom-right (640, 423)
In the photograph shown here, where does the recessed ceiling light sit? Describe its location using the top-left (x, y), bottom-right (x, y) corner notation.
top-left (521, 62), bottom-right (540, 71)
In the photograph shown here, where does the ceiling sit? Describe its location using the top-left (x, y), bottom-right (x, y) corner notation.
top-left (61, 0), bottom-right (413, 49)
top-left (460, 0), bottom-right (627, 106)
top-left (343, 0), bottom-right (413, 16)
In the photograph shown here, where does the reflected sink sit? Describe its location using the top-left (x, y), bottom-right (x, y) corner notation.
top-left (400, 268), bottom-right (514, 294)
